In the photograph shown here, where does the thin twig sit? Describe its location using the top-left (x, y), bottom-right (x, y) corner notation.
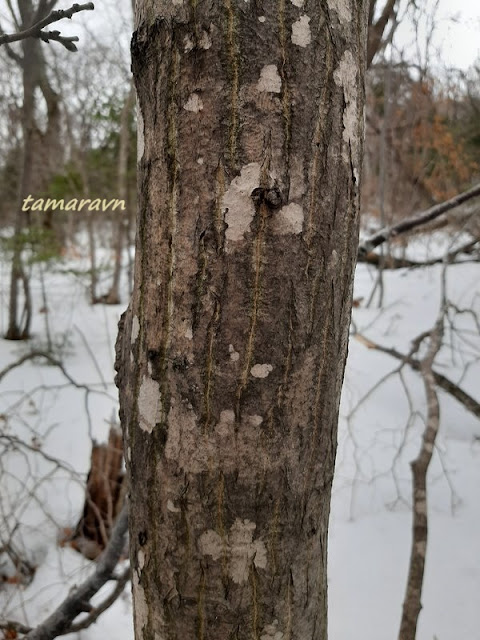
top-left (25, 503), bottom-right (128, 640)
top-left (0, 3), bottom-right (94, 51)
top-left (353, 334), bottom-right (480, 421)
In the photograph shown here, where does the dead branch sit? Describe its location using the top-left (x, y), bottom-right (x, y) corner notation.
top-left (0, 3), bottom-right (94, 52)
top-left (358, 239), bottom-right (479, 269)
top-left (24, 503), bottom-right (128, 640)
top-left (61, 566), bottom-right (130, 635)
top-left (353, 334), bottom-right (480, 421)
top-left (358, 183), bottom-right (480, 256)
top-left (367, 0), bottom-right (397, 67)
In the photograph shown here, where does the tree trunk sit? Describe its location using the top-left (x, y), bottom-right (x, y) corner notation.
top-left (116, 3), bottom-right (368, 639)
top-left (105, 82), bottom-right (135, 305)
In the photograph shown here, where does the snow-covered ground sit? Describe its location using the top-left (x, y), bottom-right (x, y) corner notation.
top-left (0, 232), bottom-right (479, 639)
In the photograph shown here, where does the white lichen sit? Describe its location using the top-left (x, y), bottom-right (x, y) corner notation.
top-left (258, 15), bottom-right (266, 22)
top-left (229, 519), bottom-right (267, 583)
top-left (184, 35), bottom-right (194, 52)
top-left (273, 203), bottom-right (304, 235)
top-left (167, 499), bottom-right (181, 513)
top-left (291, 15), bottom-right (311, 47)
top-left (184, 93), bottom-right (203, 113)
top-left (251, 363), bottom-right (273, 378)
top-left (131, 315), bottom-right (140, 344)
top-left (199, 519), bottom-right (267, 584)
top-left (138, 376), bottom-right (162, 433)
top-left (198, 529), bottom-right (223, 560)
top-left (222, 163), bottom-right (261, 247)
top-left (257, 64), bottom-right (282, 93)
top-left (197, 157), bottom-right (204, 165)
top-left (290, 0), bottom-right (304, 6)
top-left (199, 30), bottom-right (212, 49)
top-left (261, 620), bottom-right (284, 640)
top-left (249, 414), bottom-right (263, 427)
top-left (333, 50), bottom-right (359, 174)
top-left (132, 572), bottom-right (149, 639)
top-left (327, 0), bottom-right (351, 24)
top-left (229, 344), bottom-right (240, 362)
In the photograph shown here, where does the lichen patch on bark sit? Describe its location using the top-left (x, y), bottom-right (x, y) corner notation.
top-left (131, 315), bottom-right (140, 344)
top-left (138, 376), bottom-right (162, 433)
top-left (291, 15), bottom-right (311, 47)
top-left (132, 572), bottom-right (149, 640)
top-left (261, 620), bottom-right (284, 640)
top-left (327, 0), bottom-right (351, 24)
top-left (272, 203), bottom-right (304, 234)
top-left (257, 65), bottom-right (282, 93)
top-left (184, 93), bottom-right (204, 112)
top-left (199, 519), bottom-right (267, 584)
top-left (229, 344), bottom-right (240, 361)
top-left (333, 49), bottom-right (360, 180)
top-left (198, 529), bottom-right (223, 561)
top-left (251, 363), bottom-right (273, 378)
top-left (222, 163), bottom-right (261, 247)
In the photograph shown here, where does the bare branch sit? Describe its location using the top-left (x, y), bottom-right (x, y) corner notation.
top-left (353, 335), bottom-right (480, 421)
top-left (358, 239), bottom-right (480, 269)
top-left (62, 566), bottom-right (131, 635)
top-left (367, 0), bottom-right (397, 67)
top-left (25, 504), bottom-right (128, 640)
top-left (398, 303), bottom-right (444, 639)
top-left (359, 183), bottom-right (480, 256)
top-left (0, 2), bottom-right (94, 51)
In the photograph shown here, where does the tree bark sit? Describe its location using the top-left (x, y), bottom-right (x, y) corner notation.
top-left (116, 3), bottom-right (368, 639)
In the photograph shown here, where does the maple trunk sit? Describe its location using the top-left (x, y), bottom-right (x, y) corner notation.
top-left (116, 3), bottom-right (368, 638)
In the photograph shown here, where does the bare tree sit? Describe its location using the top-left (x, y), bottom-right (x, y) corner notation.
top-left (0, 1), bottom-right (93, 340)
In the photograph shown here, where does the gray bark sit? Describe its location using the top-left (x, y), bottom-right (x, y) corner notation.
top-left (116, 3), bottom-right (368, 639)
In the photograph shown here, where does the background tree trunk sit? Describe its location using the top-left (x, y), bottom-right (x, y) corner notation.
top-left (116, 3), bottom-right (368, 639)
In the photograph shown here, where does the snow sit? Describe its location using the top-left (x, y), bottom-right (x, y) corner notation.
top-left (0, 232), bottom-right (479, 639)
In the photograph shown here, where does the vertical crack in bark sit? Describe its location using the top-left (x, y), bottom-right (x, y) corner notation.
top-left (267, 498), bottom-right (280, 574)
top-left (224, 0), bottom-right (240, 168)
top-left (277, 0), bottom-right (292, 191)
top-left (250, 566), bottom-right (260, 640)
top-left (214, 160), bottom-right (227, 252)
top-left (305, 20), bottom-right (334, 271)
top-left (164, 43), bottom-right (180, 365)
top-left (236, 145), bottom-right (272, 417)
top-left (267, 285), bottom-right (295, 434)
top-left (197, 566), bottom-right (206, 640)
top-left (236, 205), bottom-right (267, 418)
top-left (302, 311), bottom-right (332, 505)
top-left (203, 300), bottom-right (220, 433)
top-left (216, 471), bottom-right (229, 586)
